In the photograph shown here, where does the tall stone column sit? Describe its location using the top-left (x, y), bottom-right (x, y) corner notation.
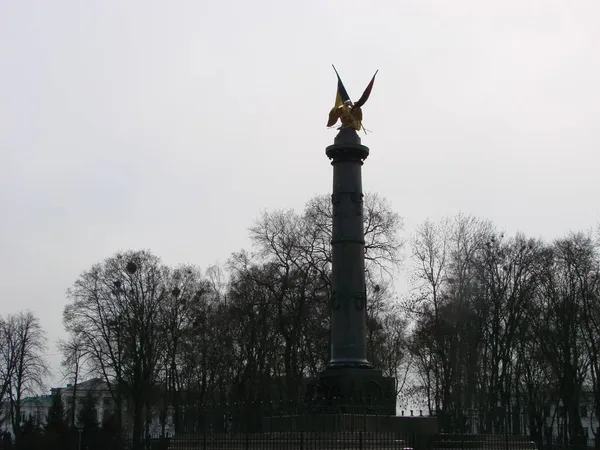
top-left (301, 127), bottom-right (396, 417)
top-left (326, 127), bottom-right (371, 369)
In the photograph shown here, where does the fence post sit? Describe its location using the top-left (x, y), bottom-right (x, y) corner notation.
top-left (300, 431), bottom-right (304, 450)
top-left (245, 429), bottom-right (250, 450)
top-left (359, 430), bottom-right (363, 450)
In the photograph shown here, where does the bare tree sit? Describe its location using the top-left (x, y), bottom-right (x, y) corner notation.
top-left (575, 232), bottom-right (600, 447)
top-left (227, 246), bottom-right (318, 403)
top-left (159, 265), bottom-right (216, 433)
top-left (528, 238), bottom-right (590, 449)
top-left (0, 317), bottom-right (18, 406)
top-left (536, 233), bottom-right (599, 448)
top-left (365, 280), bottom-right (411, 403)
top-left (516, 320), bottom-right (556, 449)
top-left (58, 335), bottom-right (89, 427)
top-left (226, 254), bottom-right (286, 402)
top-left (245, 193), bottom-right (404, 403)
top-left (303, 193), bottom-right (404, 276)
top-left (248, 209), bottom-right (317, 400)
top-left (408, 215), bottom-right (512, 430)
top-left (473, 233), bottom-right (541, 432)
top-left (1, 312), bottom-right (49, 446)
top-left (63, 250), bottom-right (170, 450)
top-left (407, 218), bottom-right (449, 414)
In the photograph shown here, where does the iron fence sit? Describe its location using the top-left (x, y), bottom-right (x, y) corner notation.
top-left (149, 431), bottom-right (414, 450)
top-left (7, 428), bottom-right (598, 450)
top-left (5, 403), bottom-right (599, 450)
top-left (116, 431), bottom-right (546, 450)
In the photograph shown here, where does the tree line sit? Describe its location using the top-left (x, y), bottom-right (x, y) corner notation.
top-left (406, 215), bottom-right (600, 449)
top-left (1, 193), bottom-right (598, 450)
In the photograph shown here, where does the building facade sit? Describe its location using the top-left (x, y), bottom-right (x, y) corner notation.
top-left (1, 377), bottom-right (174, 438)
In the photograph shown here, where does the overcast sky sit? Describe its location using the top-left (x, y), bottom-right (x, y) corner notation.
top-left (1, 0), bottom-right (599, 388)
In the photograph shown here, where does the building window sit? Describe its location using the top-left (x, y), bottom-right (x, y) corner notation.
top-left (102, 398), bottom-right (111, 423)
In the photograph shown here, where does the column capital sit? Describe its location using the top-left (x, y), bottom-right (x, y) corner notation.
top-left (326, 128), bottom-right (369, 162)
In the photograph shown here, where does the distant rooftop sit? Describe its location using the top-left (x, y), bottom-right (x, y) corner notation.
top-left (58, 377), bottom-right (108, 393)
top-left (1, 395), bottom-right (53, 408)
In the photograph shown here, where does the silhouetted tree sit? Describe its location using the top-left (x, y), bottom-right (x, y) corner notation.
top-left (63, 250), bottom-right (170, 450)
top-left (59, 335), bottom-right (89, 428)
top-left (242, 193), bottom-right (404, 402)
top-left (1, 432), bottom-right (13, 450)
top-left (407, 215), bottom-right (492, 423)
top-left (532, 236), bottom-right (593, 449)
top-left (77, 391), bottom-right (99, 450)
top-left (45, 390), bottom-right (69, 450)
top-left (1, 312), bottom-right (49, 449)
top-left (19, 416), bottom-right (44, 450)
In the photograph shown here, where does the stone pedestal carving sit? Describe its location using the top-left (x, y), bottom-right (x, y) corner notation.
top-left (306, 368), bottom-right (396, 415)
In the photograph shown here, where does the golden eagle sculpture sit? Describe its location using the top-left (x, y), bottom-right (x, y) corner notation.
top-left (327, 65), bottom-right (378, 132)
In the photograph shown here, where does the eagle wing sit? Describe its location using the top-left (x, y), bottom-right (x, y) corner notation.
top-left (354, 70), bottom-right (378, 108)
top-left (351, 106), bottom-right (363, 123)
top-left (327, 107), bottom-right (341, 127)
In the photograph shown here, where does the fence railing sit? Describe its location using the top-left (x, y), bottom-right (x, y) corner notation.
top-left (8, 428), bottom-right (597, 450)
top-left (158, 431), bottom-right (414, 450)
top-left (119, 432), bottom-right (543, 450)
top-left (5, 403), bottom-right (599, 450)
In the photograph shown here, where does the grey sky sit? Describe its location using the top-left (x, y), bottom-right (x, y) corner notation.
top-left (1, 1), bottom-right (599, 387)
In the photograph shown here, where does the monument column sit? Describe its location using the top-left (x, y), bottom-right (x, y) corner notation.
top-left (302, 126), bottom-right (394, 415)
top-left (300, 67), bottom-right (395, 417)
top-left (326, 127), bottom-right (371, 369)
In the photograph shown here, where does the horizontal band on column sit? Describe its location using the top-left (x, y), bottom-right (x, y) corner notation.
top-left (332, 191), bottom-right (364, 196)
top-left (326, 144), bottom-right (369, 162)
top-left (331, 238), bottom-right (365, 245)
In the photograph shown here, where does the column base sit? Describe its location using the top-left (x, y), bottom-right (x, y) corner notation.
top-left (326, 359), bottom-right (373, 370)
top-left (304, 367), bottom-right (396, 415)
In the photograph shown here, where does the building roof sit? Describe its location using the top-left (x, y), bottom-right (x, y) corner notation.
top-left (59, 377), bottom-right (108, 393)
top-left (22, 396), bottom-right (53, 407)
top-left (0, 395), bottom-right (53, 409)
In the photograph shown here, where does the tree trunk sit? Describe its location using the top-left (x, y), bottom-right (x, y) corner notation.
top-left (71, 366), bottom-right (79, 427)
top-left (132, 396), bottom-right (143, 450)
